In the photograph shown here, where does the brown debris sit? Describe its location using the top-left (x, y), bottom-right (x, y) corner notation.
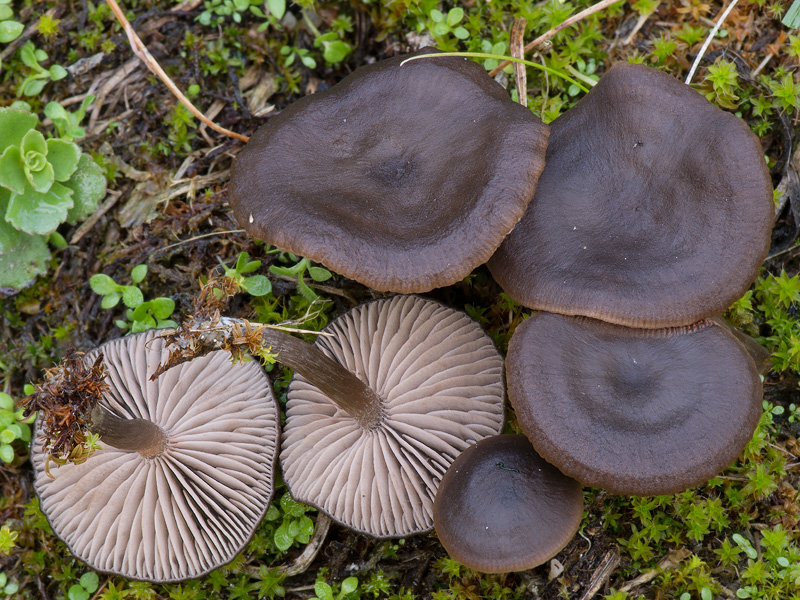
top-left (20, 350), bottom-right (108, 466)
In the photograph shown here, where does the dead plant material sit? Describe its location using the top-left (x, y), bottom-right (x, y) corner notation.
top-left (20, 350), bottom-right (108, 465)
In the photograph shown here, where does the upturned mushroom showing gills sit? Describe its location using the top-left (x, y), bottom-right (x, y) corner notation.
top-left (280, 295), bottom-right (505, 538)
top-left (505, 312), bottom-right (762, 496)
top-left (434, 434), bottom-right (583, 574)
top-left (488, 62), bottom-right (773, 329)
top-left (32, 330), bottom-right (280, 583)
top-left (228, 50), bottom-right (549, 294)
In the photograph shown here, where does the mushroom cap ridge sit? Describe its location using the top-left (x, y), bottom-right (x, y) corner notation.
top-left (229, 50), bottom-right (549, 293)
top-left (506, 312), bottom-right (762, 495)
top-left (488, 62), bottom-right (773, 328)
top-left (33, 330), bottom-right (280, 583)
top-left (280, 295), bottom-right (505, 538)
top-left (434, 434), bottom-right (583, 573)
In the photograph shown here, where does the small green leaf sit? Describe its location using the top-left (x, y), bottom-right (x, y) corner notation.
top-left (0, 227), bottom-right (50, 290)
top-left (0, 146), bottom-right (27, 194)
top-left (340, 577), bottom-right (358, 596)
top-left (274, 521), bottom-right (293, 552)
top-left (314, 582), bottom-right (333, 600)
top-left (49, 231), bottom-right (67, 248)
top-left (151, 297), bottom-right (175, 320)
top-left (130, 264), bottom-right (147, 284)
top-left (89, 273), bottom-right (119, 295)
top-left (22, 78), bottom-right (47, 97)
top-left (0, 19), bottom-right (22, 43)
top-left (79, 572), bottom-right (99, 593)
top-left (46, 139), bottom-right (81, 182)
top-left (5, 423), bottom-right (21, 440)
top-left (122, 285), bottom-right (144, 308)
top-left (267, 0), bottom-right (285, 19)
top-left (0, 393), bottom-right (13, 412)
top-left (446, 7), bottom-right (463, 27)
top-left (243, 275), bottom-right (271, 296)
top-left (3, 583), bottom-right (18, 595)
top-left (0, 107), bottom-right (38, 149)
top-left (130, 315), bottom-right (156, 333)
top-left (100, 292), bottom-right (121, 309)
top-left (322, 40), bottom-right (351, 64)
top-left (429, 8), bottom-right (444, 22)
top-left (49, 64), bottom-right (67, 81)
top-left (0, 429), bottom-right (16, 444)
top-left (18, 42), bottom-right (39, 70)
top-left (732, 533), bottom-right (758, 559)
top-left (0, 4), bottom-right (11, 18)
top-left (67, 583), bottom-right (89, 600)
top-left (308, 266), bottom-right (332, 282)
top-left (453, 26), bottom-right (469, 40)
top-left (63, 153), bottom-right (106, 224)
top-left (5, 181), bottom-right (73, 235)
top-left (0, 444), bottom-right (13, 463)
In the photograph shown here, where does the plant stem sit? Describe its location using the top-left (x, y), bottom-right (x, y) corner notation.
top-left (90, 405), bottom-right (168, 459)
top-left (207, 317), bottom-right (385, 430)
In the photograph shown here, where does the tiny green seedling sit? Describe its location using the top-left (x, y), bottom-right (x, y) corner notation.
top-left (272, 493), bottom-right (315, 552)
top-left (17, 41), bottom-right (67, 97)
top-left (89, 265), bottom-right (178, 333)
top-left (45, 96), bottom-right (96, 142)
top-left (268, 253), bottom-right (332, 303)
top-left (67, 572), bottom-right (99, 600)
top-left (311, 577), bottom-right (358, 600)
top-left (220, 252), bottom-right (272, 296)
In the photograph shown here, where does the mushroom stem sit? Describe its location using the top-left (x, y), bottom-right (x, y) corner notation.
top-left (90, 405), bottom-right (168, 459)
top-left (215, 317), bottom-right (384, 430)
top-left (257, 326), bottom-right (385, 431)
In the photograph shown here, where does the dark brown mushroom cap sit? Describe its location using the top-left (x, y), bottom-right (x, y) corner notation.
top-left (280, 295), bottom-right (505, 538)
top-left (433, 434), bottom-right (582, 573)
top-left (506, 312), bottom-right (762, 495)
top-left (229, 50), bottom-right (549, 293)
top-left (488, 62), bottom-right (773, 328)
top-left (32, 330), bottom-right (280, 583)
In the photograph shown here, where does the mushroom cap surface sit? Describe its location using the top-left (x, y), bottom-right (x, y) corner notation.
top-left (229, 51), bottom-right (549, 293)
top-left (280, 295), bottom-right (505, 538)
top-left (488, 62), bottom-right (773, 328)
top-left (33, 330), bottom-right (280, 582)
top-left (434, 434), bottom-right (582, 573)
top-left (506, 312), bottom-right (762, 495)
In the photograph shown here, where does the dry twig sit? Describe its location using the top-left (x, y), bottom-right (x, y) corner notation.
top-left (103, 0), bottom-right (249, 143)
top-left (489, 0), bottom-right (623, 77)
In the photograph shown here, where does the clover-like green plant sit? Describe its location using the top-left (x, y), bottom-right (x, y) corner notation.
top-left (89, 264), bottom-right (177, 333)
top-left (0, 105), bottom-right (106, 290)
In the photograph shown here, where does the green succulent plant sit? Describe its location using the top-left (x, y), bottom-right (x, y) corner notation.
top-left (0, 106), bottom-right (106, 290)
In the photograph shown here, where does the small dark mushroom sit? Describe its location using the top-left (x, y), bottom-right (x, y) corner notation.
top-left (229, 50), bottom-right (549, 293)
top-left (489, 62), bottom-right (773, 328)
top-left (505, 312), bottom-right (762, 495)
top-left (32, 330), bottom-right (280, 582)
top-left (434, 434), bottom-right (583, 573)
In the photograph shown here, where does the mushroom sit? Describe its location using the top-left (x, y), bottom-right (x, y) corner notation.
top-left (505, 312), bottom-right (762, 495)
top-left (488, 62), bottom-right (773, 328)
top-left (280, 295), bottom-right (505, 538)
top-left (32, 329), bottom-right (280, 582)
top-left (228, 50), bottom-right (549, 293)
top-left (433, 434), bottom-right (583, 573)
